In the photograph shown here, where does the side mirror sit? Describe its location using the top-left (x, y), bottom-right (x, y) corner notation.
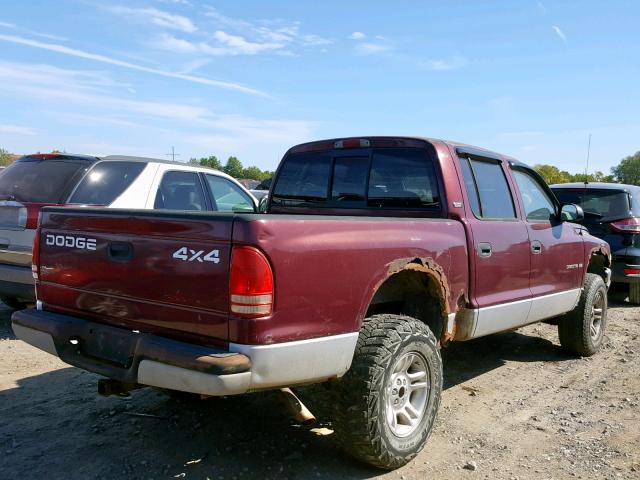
top-left (258, 195), bottom-right (269, 213)
top-left (560, 203), bottom-right (584, 222)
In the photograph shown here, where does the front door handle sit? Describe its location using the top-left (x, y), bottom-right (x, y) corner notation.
top-left (531, 240), bottom-right (542, 254)
top-left (477, 242), bottom-right (492, 258)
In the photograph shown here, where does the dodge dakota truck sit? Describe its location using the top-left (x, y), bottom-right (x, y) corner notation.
top-left (13, 137), bottom-right (611, 469)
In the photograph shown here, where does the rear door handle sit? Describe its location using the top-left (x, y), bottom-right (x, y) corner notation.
top-left (108, 242), bottom-right (133, 261)
top-left (531, 240), bottom-right (542, 254)
top-left (477, 242), bottom-right (492, 258)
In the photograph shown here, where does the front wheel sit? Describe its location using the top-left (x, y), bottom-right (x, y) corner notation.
top-left (333, 314), bottom-right (442, 470)
top-left (558, 273), bottom-right (608, 356)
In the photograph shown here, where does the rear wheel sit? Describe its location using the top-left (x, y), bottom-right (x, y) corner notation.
top-left (333, 314), bottom-right (442, 470)
top-left (629, 283), bottom-right (640, 305)
top-left (558, 273), bottom-right (607, 356)
top-left (0, 297), bottom-right (26, 310)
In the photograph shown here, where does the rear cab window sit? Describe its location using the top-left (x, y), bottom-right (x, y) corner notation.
top-left (270, 148), bottom-right (442, 215)
top-left (0, 155), bottom-right (93, 203)
top-left (68, 161), bottom-right (146, 205)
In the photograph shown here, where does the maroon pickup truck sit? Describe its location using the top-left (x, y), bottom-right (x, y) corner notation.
top-left (13, 137), bottom-right (611, 469)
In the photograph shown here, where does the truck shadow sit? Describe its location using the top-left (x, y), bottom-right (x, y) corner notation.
top-left (0, 306), bottom-right (16, 340)
top-left (441, 326), bottom-right (573, 390)
top-left (0, 323), bottom-right (583, 480)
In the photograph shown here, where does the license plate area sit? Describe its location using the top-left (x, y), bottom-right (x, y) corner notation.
top-left (76, 325), bottom-right (138, 368)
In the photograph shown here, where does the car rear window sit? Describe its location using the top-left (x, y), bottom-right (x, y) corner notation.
top-left (68, 161), bottom-right (146, 205)
top-left (552, 188), bottom-right (632, 220)
top-left (271, 148), bottom-right (441, 211)
top-left (0, 156), bottom-right (92, 203)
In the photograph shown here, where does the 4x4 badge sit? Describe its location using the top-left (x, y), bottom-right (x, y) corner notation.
top-left (172, 247), bottom-right (220, 264)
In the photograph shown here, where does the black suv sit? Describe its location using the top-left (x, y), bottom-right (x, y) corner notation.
top-left (551, 182), bottom-right (640, 304)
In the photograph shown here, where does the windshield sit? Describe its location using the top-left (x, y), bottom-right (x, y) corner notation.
top-left (0, 156), bottom-right (93, 203)
top-left (271, 148), bottom-right (441, 211)
top-left (552, 188), bottom-right (632, 220)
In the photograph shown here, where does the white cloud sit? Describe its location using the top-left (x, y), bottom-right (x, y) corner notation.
top-left (155, 32), bottom-right (283, 56)
top-left (107, 6), bottom-right (197, 33)
top-left (537, 2), bottom-right (547, 14)
top-left (552, 25), bottom-right (568, 45)
top-left (0, 34), bottom-right (266, 96)
top-left (427, 55), bottom-right (468, 71)
top-left (349, 31), bottom-right (366, 40)
top-left (213, 30), bottom-right (283, 55)
top-left (0, 124), bottom-right (37, 136)
top-left (195, 7), bottom-right (331, 55)
top-left (178, 58), bottom-right (211, 75)
top-left (301, 34), bottom-right (332, 46)
top-left (0, 61), bottom-right (314, 155)
top-left (354, 42), bottom-right (391, 55)
top-left (0, 19), bottom-right (66, 41)
top-left (157, 0), bottom-right (192, 5)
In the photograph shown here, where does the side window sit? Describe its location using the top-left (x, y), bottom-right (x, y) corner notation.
top-left (513, 170), bottom-right (556, 221)
top-left (459, 157), bottom-right (516, 219)
top-left (68, 161), bottom-right (146, 205)
top-left (206, 175), bottom-right (254, 213)
top-left (154, 171), bottom-right (206, 211)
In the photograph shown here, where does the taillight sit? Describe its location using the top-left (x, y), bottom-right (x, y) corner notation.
top-left (624, 268), bottom-right (640, 275)
top-left (25, 205), bottom-right (41, 229)
top-left (31, 230), bottom-right (41, 280)
top-left (229, 246), bottom-right (274, 318)
top-left (609, 217), bottom-right (640, 233)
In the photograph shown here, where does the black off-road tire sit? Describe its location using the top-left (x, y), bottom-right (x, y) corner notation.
top-left (333, 314), bottom-right (442, 470)
top-left (629, 283), bottom-right (640, 305)
top-left (558, 273), bottom-right (608, 356)
top-left (0, 296), bottom-right (26, 311)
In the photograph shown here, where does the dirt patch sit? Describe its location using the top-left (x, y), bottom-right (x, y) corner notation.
top-left (1, 301), bottom-right (638, 479)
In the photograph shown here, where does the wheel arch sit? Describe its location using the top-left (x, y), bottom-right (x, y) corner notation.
top-left (586, 246), bottom-right (611, 286)
top-left (363, 257), bottom-right (451, 344)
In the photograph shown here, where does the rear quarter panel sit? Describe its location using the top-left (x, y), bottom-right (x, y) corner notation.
top-left (231, 215), bottom-right (468, 344)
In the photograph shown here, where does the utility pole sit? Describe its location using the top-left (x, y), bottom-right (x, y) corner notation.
top-left (166, 146), bottom-right (180, 162)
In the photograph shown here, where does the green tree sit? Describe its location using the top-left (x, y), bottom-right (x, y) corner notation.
top-left (242, 166), bottom-right (269, 181)
top-left (0, 148), bottom-right (13, 166)
top-left (224, 156), bottom-right (244, 178)
top-left (611, 151), bottom-right (640, 185)
top-left (533, 164), bottom-right (572, 184)
top-left (199, 155), bottom-right (222, 170)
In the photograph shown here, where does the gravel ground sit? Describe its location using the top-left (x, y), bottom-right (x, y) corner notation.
top-left (0, 298), bottom-right (638, 480)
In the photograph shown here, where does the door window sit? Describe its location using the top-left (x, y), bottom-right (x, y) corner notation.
top-left (154, 171), bottom-right (206, 211)
top-left (459, 157), bottom-right (516, 219)
top-left (206, 175), bottom-right (254, 212)
top-left (512, 170), bottom-right (556, 221)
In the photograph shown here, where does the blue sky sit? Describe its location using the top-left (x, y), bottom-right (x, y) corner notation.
top-left (0, 1), bottom-right (638, 173)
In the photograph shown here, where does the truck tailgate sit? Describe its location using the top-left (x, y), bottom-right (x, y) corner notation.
top-left (37, 208), bottom-right (234, 342)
